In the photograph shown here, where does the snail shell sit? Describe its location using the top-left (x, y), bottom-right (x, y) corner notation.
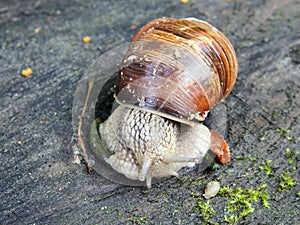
top-left (116, 17), bottom-right (238, 123)
top-left (98, 17), bottom-right (238, 188)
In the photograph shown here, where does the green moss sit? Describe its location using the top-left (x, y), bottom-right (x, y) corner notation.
top-left (277, 128), bottom-right (290, 134)
top-left (249, 157), bottom-right (257, 162)
top-left (285, 148), bottom-right (298, 165)
top-left (259, 132), bottom-right (267, 141)
top-left (192, 191), bottom-right (215, 223)
top-left (286, 136), bottom-right (296, 142)
top-left (132, 216), bottom-right (148, 224)
top-left (297, 191), bottom-right (300, 197)
top-left (272, 112), bottom-right (278, 119)
top-left (258, 184), bottom-right (268, 190)
top-left (277, 129), bottom-right (296, 142)
top-left (289, 158), bottom-right (295, 165)
top-left (192, 184), bottom-right (270, 224)
top-left (194, 199), bottom-right (215, 222)
top-left (235, 155), bottom-right (245, 160)
top-left (212, 163), bottom-right (221, 171)
top-left (259, 160), bottom-right (273, 175)
top-left (142, 189), bottom-right (149, 195)
top-left (286, 148), bottom-right (292, 157)
top-left (177, 177), bottom-right (185, 184)
top-left (278, 172), bottom-right (296, 192)
top-left (219, 186), bottom-right (269, 223)
top-left (116, 210), bottom-right (121, 217)
top-left (197, 178), bottom-right (204, 185)
top-left (188, 177), bottom-right (194, 183)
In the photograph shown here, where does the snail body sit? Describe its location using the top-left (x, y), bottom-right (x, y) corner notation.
top-left (100, 106), bottom-right (211, 187)
top-left (99, 17), bottom-right (238, 188)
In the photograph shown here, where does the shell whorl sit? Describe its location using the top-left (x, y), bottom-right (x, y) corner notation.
top-left (115, 18), bottom-right (238, 123)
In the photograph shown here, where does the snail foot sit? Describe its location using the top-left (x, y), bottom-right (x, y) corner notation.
top-left (163, 154), bottom-right (200, 164)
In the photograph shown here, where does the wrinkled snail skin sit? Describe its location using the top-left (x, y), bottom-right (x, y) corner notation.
top-left (99, 17), bottom-right (238, 188)
top-left (99, 105), bottom-right (211, 188)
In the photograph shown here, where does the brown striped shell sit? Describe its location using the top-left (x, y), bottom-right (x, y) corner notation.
top-left (115, 17), bottom-right (238, 123)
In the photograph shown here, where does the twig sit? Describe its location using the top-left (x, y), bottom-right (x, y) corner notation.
top-left (78, 79), bottom-right (94, 173)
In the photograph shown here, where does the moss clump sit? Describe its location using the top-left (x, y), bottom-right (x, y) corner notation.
top-left (249, 157), bottom-right (258, 162)
top-left (219, 185), bottom-right (269, 223)
top-left (278, 172), bottom-right (296, 192)
top-left (259, 160), bottom-right (273, 175)
top-left (286, 136), bottom-right (296, 142)
top-left (285, 148), bottom-right (299, 165)
top-left (194, 198), bottom-right (215, 222)
top-left (235, 155), bottom-right (245, 160)
top-left (192, 185), bottom-right (269, 224)
top-left (277, 128), bottom-right (290, 134)
top-left (276, 128), bottom-right (296, 142)
top-left (131, 216), bottom-right (148, 224)
top-left (197, 178), bottom-right (205, 185)
top-left (116, 210), bottom-right (121, 217)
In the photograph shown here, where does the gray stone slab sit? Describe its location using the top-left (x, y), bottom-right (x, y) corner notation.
top-left (1, 0), bottom-right (299, 224)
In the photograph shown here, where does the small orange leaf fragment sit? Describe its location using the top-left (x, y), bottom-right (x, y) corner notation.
top-left (21, 68), bottom-right (33, 77)
top-left (82, 36), bottom-right (91, 43)
top-left (181, 0), bottom-right (189, 4)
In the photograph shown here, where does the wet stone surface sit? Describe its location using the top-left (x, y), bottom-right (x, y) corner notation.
top-left (0, 0), bottom-right (299, 224)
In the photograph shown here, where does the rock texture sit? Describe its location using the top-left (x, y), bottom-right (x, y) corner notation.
top-left (1, 0), bottom-right (299, 224)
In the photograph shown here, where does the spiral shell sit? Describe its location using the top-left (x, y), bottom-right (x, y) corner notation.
top-left (115, 17), bottom-right (238, 123)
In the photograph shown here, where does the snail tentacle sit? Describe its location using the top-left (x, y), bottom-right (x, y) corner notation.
top-left (139, 157), bottom-right (152, 181)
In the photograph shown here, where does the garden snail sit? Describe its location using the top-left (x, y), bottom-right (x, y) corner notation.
top-left (98, 17), bottom-right (238, 188)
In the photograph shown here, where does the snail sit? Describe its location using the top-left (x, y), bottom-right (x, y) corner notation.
top-left (98, 17), bottom-right (238, 188)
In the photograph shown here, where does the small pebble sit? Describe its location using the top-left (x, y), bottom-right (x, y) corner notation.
top-left (203, 181), bottom-right (220, 199)
top-left (130, 24), bottom-right (137, 30)
top-left (34, 28), bottom-right (40, 34)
